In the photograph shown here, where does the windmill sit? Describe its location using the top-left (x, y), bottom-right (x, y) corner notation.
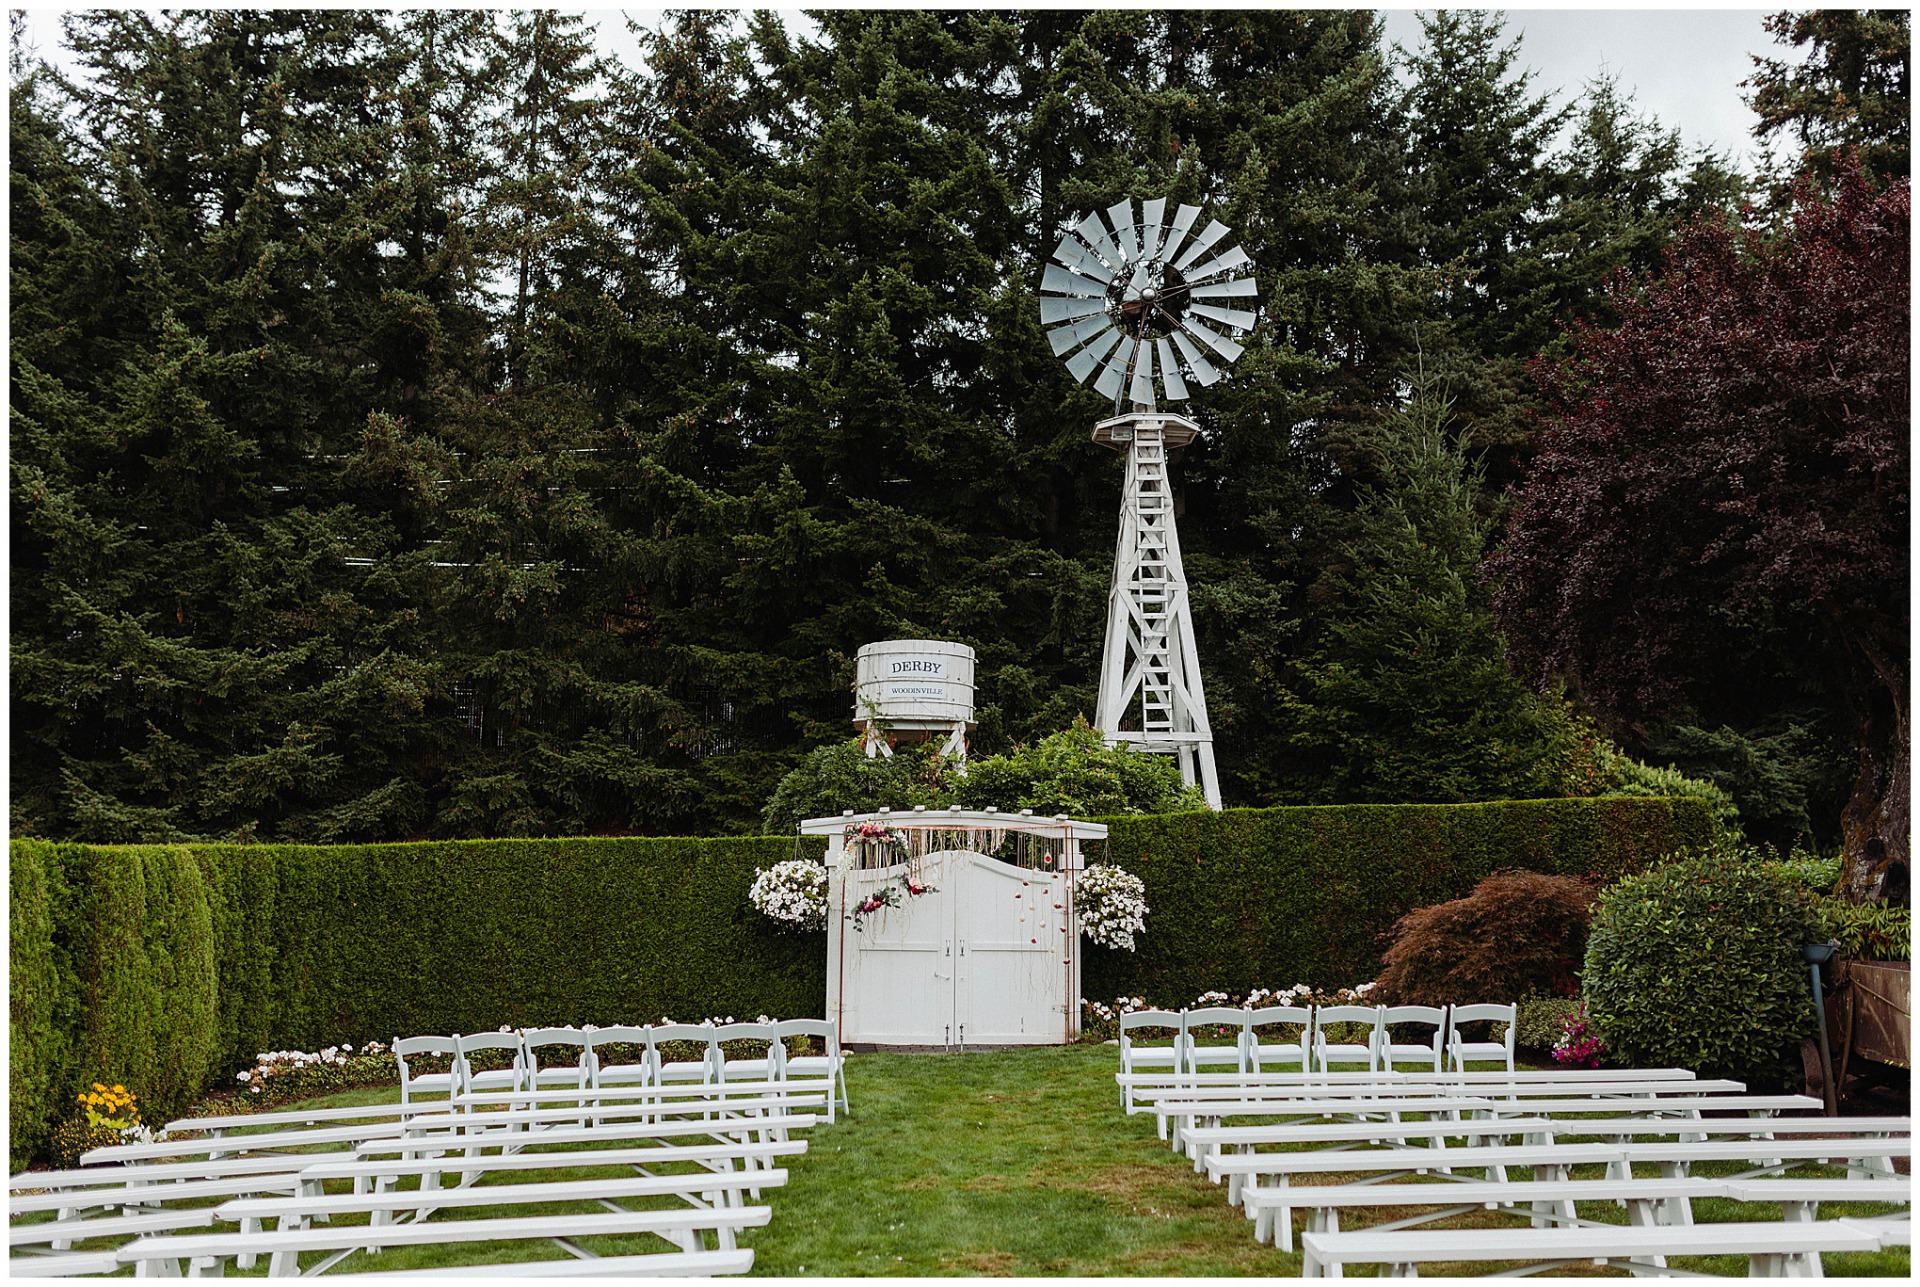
top-left (1037, 198), bottom-right (1258, 809)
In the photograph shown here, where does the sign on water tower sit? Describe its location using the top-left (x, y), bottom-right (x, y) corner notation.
top-left (853, 639), bottom-right (976, 763)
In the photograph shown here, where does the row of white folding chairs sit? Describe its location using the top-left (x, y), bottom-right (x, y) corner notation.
top-left (394, 1018), bottom-right (848, 1120)
top-left (1118, 1002), bottom-right (1516, 1085)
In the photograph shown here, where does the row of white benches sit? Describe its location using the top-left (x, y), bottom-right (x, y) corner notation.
top-left (393, 1018), bottom-right (849, 1122)
top-left (1119, 1065), bottom-right (1911, 1276)
top-left (12, 1041), bottom-right (848, 1276)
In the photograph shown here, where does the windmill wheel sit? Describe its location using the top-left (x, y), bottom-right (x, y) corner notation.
top-left (1038, 197), bottom-right (1258, 411)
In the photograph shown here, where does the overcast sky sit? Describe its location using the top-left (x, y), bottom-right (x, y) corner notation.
top-left (1378, 7), bottom-right (1779, 169)
top-left (21, 5), bottom-right (1789, 173)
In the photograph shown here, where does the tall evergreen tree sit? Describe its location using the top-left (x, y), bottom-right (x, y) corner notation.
top-left (1275, 371), bottom-right (1573, 803)
top-left (1746, 8), bottom-right (1910, 185)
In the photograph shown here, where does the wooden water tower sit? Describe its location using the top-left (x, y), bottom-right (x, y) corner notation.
top-left (852, 639), bottom-right (976, 764)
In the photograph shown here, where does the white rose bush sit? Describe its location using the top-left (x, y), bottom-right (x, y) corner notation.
top-left (749, 859), bottom-right (830, 931)
top-left (1076, 863), bottom-right (1149, 951)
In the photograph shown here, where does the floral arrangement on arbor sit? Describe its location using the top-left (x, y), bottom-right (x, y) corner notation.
top-left (1551, 1003), bottom-right (1608, 1068)
top-left (1076, 863), bottom-right (1149, 951)
top-left (749, 859), bottom-right (831, 931)
top-left (845, 818), bottom-right (907, 862)
top-left (849, 875), bottom-right (938, 932)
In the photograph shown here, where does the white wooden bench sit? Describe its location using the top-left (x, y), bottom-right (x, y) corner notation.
top-left (1243, 1176), bottom-right (1726, 1251)
top-left (1209, 1141), bottom-right (1625, 1207)
top-left (7, 1249), bottom-right (123, 1276)
top-left (11, 1173), bottom-right (305, 1219)
top-left (11, 1207), bottom-right (219, 1250)
top-left (326, 1248), bottom-right (755, 1277)
top-left (214, 1177), bottom-right (775, 1272)
top-left (1718, 1177), bottom-right (1914, 1222)
top-left (294, 1140), bottom-right (804, 1198)
top-left (118, 1205), bottom-right (773, 1278)
top-left (1183, 1116), bottom-right (1561, 1174)
top-left (1160, 1093), bottom-right (1818, 1153)
top-left (1248, 1174), bottom-right (1914, 1251)
top-left (1299, 1216), bottom-right (1896, 1277)
top-left (85, 1096), bottom-right (823, 1169)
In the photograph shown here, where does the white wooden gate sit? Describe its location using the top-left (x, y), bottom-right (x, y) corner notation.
top-left (810, 810), bottom-right (1105, 1050)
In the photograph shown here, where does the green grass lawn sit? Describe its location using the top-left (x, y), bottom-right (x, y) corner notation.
top-left (18, 1045), bottom-right (1910, 1276)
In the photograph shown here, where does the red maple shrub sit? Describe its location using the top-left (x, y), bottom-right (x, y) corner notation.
top-left (1372, 870), bottom-right (1598, 1007)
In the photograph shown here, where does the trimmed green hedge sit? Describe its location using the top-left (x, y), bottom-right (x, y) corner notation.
top-left (9, 796), bottom-right (1708, 1167)
top-left (8, 835), bottom-right (823, 1167)
top-left (1080, 797), bottom-right (1714, 1003)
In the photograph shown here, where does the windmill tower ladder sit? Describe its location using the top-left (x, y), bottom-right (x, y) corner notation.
top-left (1091, 410), bottom-right (1222, 808)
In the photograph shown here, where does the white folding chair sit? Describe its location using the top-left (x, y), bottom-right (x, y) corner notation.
top-left (1181, 1007), bottom-right (1251, 1074)
top-left (521, 1026), bottom-right (592, 1090)
top-left (453, 1030), bottom-right (528, 1098)
top-left (1117, 1009), bottom-right (1183, 1110)
top-left (393, 1035), bottom-right (459, 1105)
top-left (1376, 1005), bottom-right (1447, 1073)
top-left (1312, 1005), bottom-right (1383, 1073)
top-left (582, 1025), bottom-right (653, 1088)
top-left (647, 1024), bottom-right (722, 1086)
top-left (1242, 1005), bottom-right (1313, 1074)
top-left (1446, 1002), bottom-right (1518, 1072)
top-left (711, 1022), bottom-right (784, 1083)
top-left (770, 1019), bottom-right (849, 1122)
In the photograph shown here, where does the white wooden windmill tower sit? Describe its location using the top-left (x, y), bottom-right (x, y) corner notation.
top-left (1037, 198), bottom-right (1258, 810)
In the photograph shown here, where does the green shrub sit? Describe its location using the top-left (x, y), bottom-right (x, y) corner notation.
top-left (1371, 871), bottom-right (1597, 1006)
top-left (1815, 898), bottom-right (1911, 961)
top-left (1771, 847), bottom-right (1842, 896)
top-left (956, 722), bottom-right (1206, 817)
top-left (761, 741), bottom-right (953, 833)
top-left (1565, 734), bottom-right (1741, 835)
top-left (1582, 844), bottom-right (1823, 1086)
top-left (1515, 996), bottom-right (1583, 1051)
top-left (761, 722), bottom-right (1203, 834)
top-left (9, 841), bottom-right (69, 1168)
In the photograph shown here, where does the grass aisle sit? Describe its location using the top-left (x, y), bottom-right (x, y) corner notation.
top-left (739, 1044), bottom-right (1282, 1276)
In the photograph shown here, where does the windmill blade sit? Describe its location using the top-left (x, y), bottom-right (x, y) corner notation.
top-left (1179, 314), bottom-right (1245, 363)
top-left (1137, 197), bottom-right (1169, 260)
top-left (1129, 337), bottom-right (1156, 407)
top-left (1073, 211), bottom-right (1123, 267)
top-left (1105, 199), bottom-right (1137, 263)
top-left (1054, 237), bottom-right (1115, 283)
top-left (1092, 337), bottom-right (1135, 401)
top-left (1173, 219), bottom-right (1231, 270)
top-left (1158, 203), bottom-right (1203, 266)
top-left (1047, 313), bottom-right (1115, 355)
top-left (1041, 263), bottom-right (1108, 298)
top-left (1040, 294), bottom-right (1106, 324)
top-left (1171, 330), bottom-right (1222, 385)
top-left (1190, 277), bottom-right (1259, 298)
top-left (1188, 302), bottom-right (1257, 331)
top-left (1066, 327), bottom-right (1124, 384)
top-left (1156, 338), bottom-right (1190, 402)
top-left (1183, 244), bottom-right (1253, 283)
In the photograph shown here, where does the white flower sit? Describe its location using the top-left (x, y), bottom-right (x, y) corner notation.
top-left (1076, 865), bottom-right (1149, 952)
top-left (236, 1071), bottom-right (251, 1083)
top-left (749, 860), bottom-right (831, 931)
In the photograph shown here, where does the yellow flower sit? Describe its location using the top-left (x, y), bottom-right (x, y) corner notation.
top-left (110, 1085), bottom-right (126, 1095)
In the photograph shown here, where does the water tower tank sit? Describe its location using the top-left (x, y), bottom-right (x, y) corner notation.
top-left (853, 639), bottom-right (976, 732)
